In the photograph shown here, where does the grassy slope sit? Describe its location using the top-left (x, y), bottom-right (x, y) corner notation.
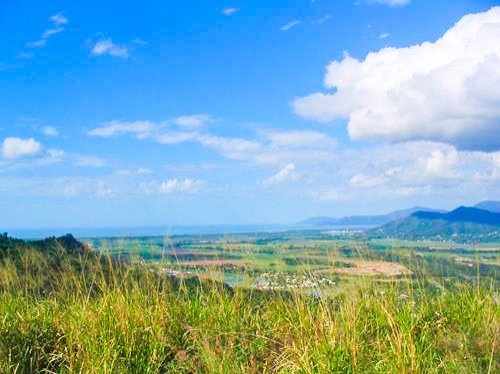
top-left (0, 235), bottom-right (498, 373)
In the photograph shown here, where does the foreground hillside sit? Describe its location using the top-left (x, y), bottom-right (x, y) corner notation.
top-left (0, 234), bottom-right (498, 373)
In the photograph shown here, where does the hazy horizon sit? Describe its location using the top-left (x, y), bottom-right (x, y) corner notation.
top-left (5, 200), bottom-right (498, 238)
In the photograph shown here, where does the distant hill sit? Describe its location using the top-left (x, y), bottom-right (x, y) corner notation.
top-left (371, 207), bottom-right (500, 241)
top-left (474, 200), bottom-right (500, 213)
top-left (412, 206), bottom-right (500, 225)
top-left (299, 216), bottom-right (340, 226)
top-left (300, 206), bottom-right (444, 227)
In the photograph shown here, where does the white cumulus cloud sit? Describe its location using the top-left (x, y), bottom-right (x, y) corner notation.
top-left (91, 39), bottom-right (128, 58)
top-left (294, 7), bottom-right (500, 151)
top-left (1, 137), bottom-right (42, 159)
top-left (419, 149), bottom-right (459, 178)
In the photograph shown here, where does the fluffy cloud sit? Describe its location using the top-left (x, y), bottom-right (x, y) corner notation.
top-left (263, 163), bottom-right (298, 185)
top-left (341, 141), bottom-right (461, 184)
top-left (294, 7), bottom-right (500, 151)
top-left (343, 141), bottom-right (500, 195)
top-left (472, 151), bottom-right (500, 180)
top-left (419, 149), bottom-right (459, 178)
top-left (91, 39), bottom-right (128, 58)
top-left (1, 137), bottom-right (42, 159)
top-left (308, 140), bottom-right (499, 204)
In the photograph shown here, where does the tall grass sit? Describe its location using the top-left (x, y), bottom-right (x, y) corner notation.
top-left (0, 249), bottom-right (498, 373)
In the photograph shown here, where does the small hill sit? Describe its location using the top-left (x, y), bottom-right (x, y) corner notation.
top-left (371, 207), bottom-right (500, 241)
top-left (0, 233), bottom-right (91, 259)
top-left (474, 200), bottom-right (500, 213)
top-left (300, 206), bottom-right (444, 227)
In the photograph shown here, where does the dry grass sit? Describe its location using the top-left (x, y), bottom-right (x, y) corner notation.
top-left (0, 251), bottom-right (498, 373)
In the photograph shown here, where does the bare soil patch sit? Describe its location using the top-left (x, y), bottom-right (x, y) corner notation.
top-left (316, 260), bottom-right (411, 277)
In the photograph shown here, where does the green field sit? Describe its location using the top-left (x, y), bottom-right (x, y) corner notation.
top-left (86, 231), bottom-right (500, 290)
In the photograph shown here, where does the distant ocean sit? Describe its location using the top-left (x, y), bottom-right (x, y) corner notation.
top-left (5, 224), bottom-right (306, 240)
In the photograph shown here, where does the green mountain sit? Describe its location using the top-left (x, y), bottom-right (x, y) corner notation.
top-left (300, 206), bottom-right (445, 227)
top-left (370, 207), bottom-right (500, 241)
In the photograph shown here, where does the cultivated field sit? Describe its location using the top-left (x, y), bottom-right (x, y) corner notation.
top-left (87, 231), bottom-right (500, 289)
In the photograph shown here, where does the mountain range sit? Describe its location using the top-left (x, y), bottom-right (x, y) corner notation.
top-left (300, 201), bottom-right (500, 241)
top-left (300, 200), bottom-right (499, 228)
top-left (300, 206), bottom-right (444, 227)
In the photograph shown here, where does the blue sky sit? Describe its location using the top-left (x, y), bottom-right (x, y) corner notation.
top-left (1, 0), bottom-right (499, 228)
